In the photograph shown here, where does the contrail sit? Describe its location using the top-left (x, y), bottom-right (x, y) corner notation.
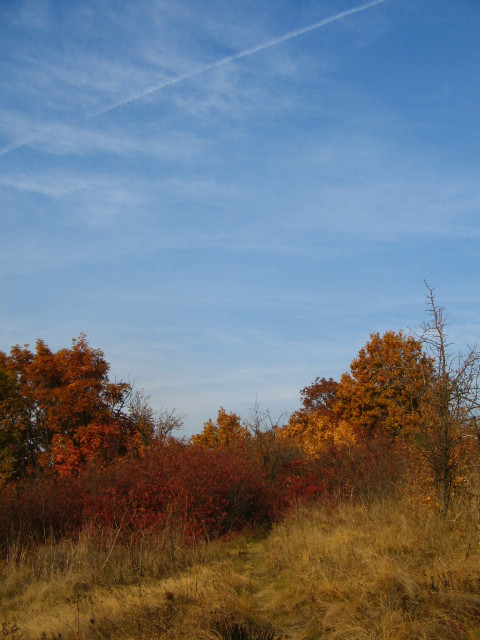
top-left (0, 0), bottom-right (386, 158)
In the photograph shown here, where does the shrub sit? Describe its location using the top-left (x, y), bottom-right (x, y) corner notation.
top-left (0, 440), bottom-right (272, 551)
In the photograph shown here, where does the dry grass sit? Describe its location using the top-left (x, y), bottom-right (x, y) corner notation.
top-left (0, 525), bottom-right (272, 640)
top-left (260, 496), bottom-right (480, 639)
top-left (2, 495), bottom-right (480, 639)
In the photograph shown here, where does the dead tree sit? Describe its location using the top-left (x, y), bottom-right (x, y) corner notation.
top-left (418, 282), bottom-right (480, 514)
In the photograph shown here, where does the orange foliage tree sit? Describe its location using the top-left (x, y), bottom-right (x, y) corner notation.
top-left (297, 377), bottom-right (338, 415)
top-left (335, 331), bottom-right (433, 441)
top-left (281, 377), bottom-right (356, 456)
top-left (192, 407), bottom-right (250, 448)
top-left (0, 334), bottom-right (151, 479)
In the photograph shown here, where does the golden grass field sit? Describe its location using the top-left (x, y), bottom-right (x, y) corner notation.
top-left (2, 493), bottom-right (480, 640)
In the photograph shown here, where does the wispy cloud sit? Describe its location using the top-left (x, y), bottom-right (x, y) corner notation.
top-left (0, 0), bottom-right (387, 158)
top-left (83, 0), bottom-right (387, 119)
top-left (8, 122), bottom-right (209, 159)
top-left (3, 121), bottom-right (478, 253)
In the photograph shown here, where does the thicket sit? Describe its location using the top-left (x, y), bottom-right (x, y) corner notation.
top-left (0, 286), bottom-right (479, 554)
top-left (0, 434), bottom-right (408, 555)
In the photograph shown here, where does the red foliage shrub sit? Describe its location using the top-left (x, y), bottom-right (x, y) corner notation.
top-left (83, 441), bottom-right (271, 540)
top-left (273, 436), bottom-right (406, 511)
top-left (0, 440), bottom-right (273, 550)
top-left (0, 473), bottom-right (85, 549)
top-left (0, 434), bottom-right (406, 554)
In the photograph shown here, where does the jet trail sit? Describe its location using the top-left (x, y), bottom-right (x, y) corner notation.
top-left (0, 0), bottom-right (387, 158)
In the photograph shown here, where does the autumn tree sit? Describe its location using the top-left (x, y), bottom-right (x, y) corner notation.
top-left (0, 334), bottom-right (150, 479)
top-left (335, 331), bottom-right (433, 441)
top-left (0, 364), bottom-right (30, 481)
top-left (297, 377), bottom-right (338, 415)
top-left (192, 407), bottom-right (249, 448)
top-left (281, 377), bottom-right (356, 455)
top-left (287, 378), bottom-right (338, 437)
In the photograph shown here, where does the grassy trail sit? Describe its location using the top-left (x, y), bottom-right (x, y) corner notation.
top-left (1, 533), bottom-right (275, 640)
top-left (3, 498), bottom-right (480, 639)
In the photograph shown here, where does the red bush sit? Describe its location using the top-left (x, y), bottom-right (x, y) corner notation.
top-left (0, 440), bottom-right (272, 549)
top-left (273, 437), bottom-right (405, 511)
top-left (0, 434), bottom-right (405, 554)
top-left (83, 442), bottom-right (271, 540)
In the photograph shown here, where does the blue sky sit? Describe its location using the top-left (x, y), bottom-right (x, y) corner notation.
top-left (1, 0), bottom-right (479, 434)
